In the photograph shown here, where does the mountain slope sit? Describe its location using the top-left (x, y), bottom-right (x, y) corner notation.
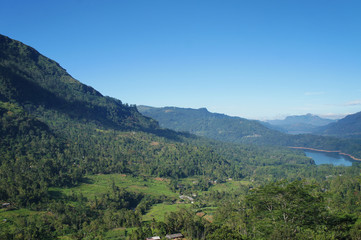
top-left (138, 105), bottom-right (284, 143)
top-left (138, 106), bottom-right (361, 159)
top-left (0, 34), bottom-right (158, 131)
top-left (316, 111), bottom-right (361, 138)
top-left (2, 35), bottom-right (361, 240)
top-left (1, 34), bottom-right (240, 182)
top-left (0, 34), bottom-right (316, 205)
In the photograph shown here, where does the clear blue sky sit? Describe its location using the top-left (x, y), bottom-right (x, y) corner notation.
top-left (1, 0), bottom-right (361, 120)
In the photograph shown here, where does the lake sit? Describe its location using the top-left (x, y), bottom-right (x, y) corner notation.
top-left (304, 150), bottom-right (354, 166)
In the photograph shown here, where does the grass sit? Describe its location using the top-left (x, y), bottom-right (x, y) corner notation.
top-left (209, 180), bottom-right (251, 193)
top-left (143, 203), bottom-right (192, 222)
top-left (0, 208), bottom-right (40, 219)
top-left (0, 208), bottom-right (45, 233)
top-left (50, 174), bottom-right (178, 200)
top-left (104, 227), bottom-right (136, 240)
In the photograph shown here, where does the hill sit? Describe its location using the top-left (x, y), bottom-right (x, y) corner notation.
top-left (0, 34), bottom-right (159, 132)
top-left (265, 113), bottom-right (336, 134)
top-left (2, 34), bottom-right (361, 239)
top-left (1, 34), bottom-right (260, 192)
top-left (138, 105), bottom-right (284, 144)
top-left (138, 105), bottom-right (361, 159)
top-left (315, 111), bottom-right (361, 138)
top-left (0, 34), bottom-right (315, 204)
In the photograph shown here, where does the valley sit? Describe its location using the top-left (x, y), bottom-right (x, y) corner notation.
top-left (1, 34), bottom-right (361, 239)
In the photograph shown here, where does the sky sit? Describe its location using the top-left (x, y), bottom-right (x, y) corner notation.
top-left (1, 0), bottom-right (361, 120)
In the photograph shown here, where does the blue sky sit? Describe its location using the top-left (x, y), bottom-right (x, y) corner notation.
top-left (1, 0), bottom-right (361, 120)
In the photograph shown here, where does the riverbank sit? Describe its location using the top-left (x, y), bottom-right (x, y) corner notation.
top-left (288, 147), bottom-right (361, 162)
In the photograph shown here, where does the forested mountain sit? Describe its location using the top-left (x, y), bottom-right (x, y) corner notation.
top-left (138, 105), bottom-right (284, 143)
top-left (265, 113), bottom-right (336, 134)
top-left (315, 111), bottom-right (361, 138)
top-left (0, 34), bottom-right (158, 132)
top-left (0, 34), bottom-right (313, 204)
top-left (139, 105), bottom-right (361, 159)
top-left (0, 33), bottom-right (250, 196)
top-left (2, 34), bottom-right (361, 239)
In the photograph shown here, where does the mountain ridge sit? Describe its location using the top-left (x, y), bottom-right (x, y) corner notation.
top-left (316, 111), bottom-right (361, 138)
top-left (0, 34), bottom-right (160, 132)
top-left (138, 105), bottom-right (285, 144)
top-left (265, 113), bottom-right (336, 134)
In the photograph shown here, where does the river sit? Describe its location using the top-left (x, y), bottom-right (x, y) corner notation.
top-left (304, 150), bottom-right (354, 166)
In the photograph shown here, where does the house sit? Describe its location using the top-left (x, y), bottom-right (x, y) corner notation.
top-left (2, 203), bottom-right (10, 208)
top-left (179, 195), bottom-right (194, 202)
top-left (165, 233), bottom-right (184, 239)
top-left (146, 236), bottom-right (161, 240)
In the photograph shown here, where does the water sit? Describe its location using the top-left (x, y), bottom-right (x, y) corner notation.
top-left (304, 151), bottom-right (354, 166)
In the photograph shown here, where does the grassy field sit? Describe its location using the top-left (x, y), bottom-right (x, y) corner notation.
top-left (208, 180), bottom-right (251, 193)
top-left (0, 208), bottom-right (44, 234)
top-left (143, 203), bottom-right (193, 222)
top-left (104, 227), bottom-right (136, 240)
top-left (50, 174), bottom-right (178, 200)
top-left (0, 208), bottom-right (40, 221)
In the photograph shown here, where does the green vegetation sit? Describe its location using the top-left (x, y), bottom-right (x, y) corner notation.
top-left (143, 203), bottom-right (192, 222)
top-left (138, 105), bottom-right (283, 143)
top-left (2, 34), bottom-right (361, 239)
top-left (50, 174), bottom-right (178, 200)
top-left (317, 111), bottom-right (361, 138)
top-left (139, 105), bottom-right (361, 158)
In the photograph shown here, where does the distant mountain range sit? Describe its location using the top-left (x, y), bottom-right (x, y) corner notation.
top-left (264, 112), bottom-right (361, 139)
top-left (138, 105), bottom-right (361, 158)
top-left (138, 105), bottom-right (284, 144)
top-left (265, 114), bottom-right (337, 134)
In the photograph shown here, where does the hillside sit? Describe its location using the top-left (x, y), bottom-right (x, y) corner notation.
top-left (0, 34), bottom-right (253, 188)
top-left (316, 111), bottom-right (361, 138)
top-left (2, 34), bottom-right (361, 239)
top-left (0, 34), bottom-right (160, 132)
top-left (138, 105), bottom-right (284, 144)
top-left (139, 105), bottom-right (361, 159)
top-left (0, 34), bottom-right (315, 200)
top-left (266, 113), bottom-right (336, 134)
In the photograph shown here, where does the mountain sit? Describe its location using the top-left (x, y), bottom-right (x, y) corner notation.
top-left (316, 111), bottom-right (361, 138)
top-left (138, 106), bottom-right (361, 159)
top-left (0, 34), bottom-right (315, 206)
top-left (0, 34), bottom-right (158, 132)
top-left (0, 34), bottom-right (239, 204)
top-left (265, 114), bottom-right (336, 134)
top-left (2, 35), bottom-right (361, 240)
top-left (138, 105), bottom-right (284, 143)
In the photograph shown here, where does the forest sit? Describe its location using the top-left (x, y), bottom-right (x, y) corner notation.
top-left (1, 34), bottom-right (361, 239)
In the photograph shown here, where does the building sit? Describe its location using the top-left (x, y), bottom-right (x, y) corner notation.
top-left (146, 236), bottom-right (161, 240)
top-left (165, 233), bottom-right (184, 239)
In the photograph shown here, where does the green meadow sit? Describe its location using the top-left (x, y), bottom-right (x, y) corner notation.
top-left (50, 174), bottom-right (178, 200)
top-left (208, 180), bottom-right (251, 193)
top-left (143, 203), bottom-right (192, 222)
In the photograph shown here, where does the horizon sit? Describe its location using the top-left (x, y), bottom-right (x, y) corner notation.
top-left (1, 0), bottom-right (360, 120)
top-left (138, 104), bottom-right (346, 121)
